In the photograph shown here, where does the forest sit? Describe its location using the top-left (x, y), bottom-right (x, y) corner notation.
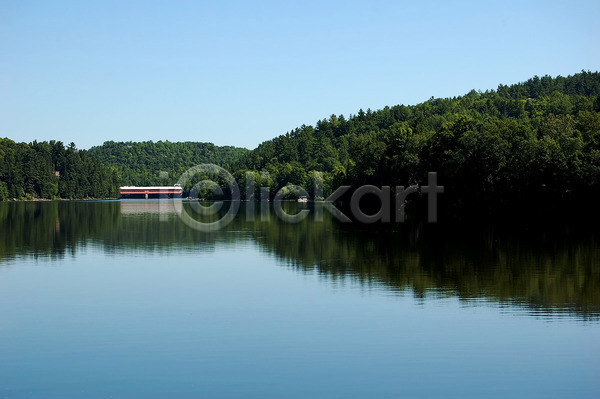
top-left (0, 140), bottom-right (119, 201)
top-left (87, 141), bottom-right (249, 186)
top-left (0, 140), bottom-right (248, 201)
top-left (1, 71), bottom-right (600, 217)
top-left (233, 70), bottom-right (600, 215)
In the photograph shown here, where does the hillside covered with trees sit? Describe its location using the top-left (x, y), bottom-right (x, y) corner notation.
top-left (88, 141), bottom-right (249, 186)
top-left (233, 71), bottom-right (600, 215)
top-left (2, 71), bottom-right (600, 214)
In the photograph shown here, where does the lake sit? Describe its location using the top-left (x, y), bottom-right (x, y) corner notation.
top-left (0, 200), bottom-right (599, 398)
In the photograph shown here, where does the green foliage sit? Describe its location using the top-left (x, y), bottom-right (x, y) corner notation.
top-left (2, 71), bottom-right (600, 210)
top-left (234, 71), bottom-right (600, 212)
top-left (88, 140), bottom-right (249, 186)
top-left (0, 139), bottom-right (118, 200)
top-left (0, 181), bottom-right (8, 201)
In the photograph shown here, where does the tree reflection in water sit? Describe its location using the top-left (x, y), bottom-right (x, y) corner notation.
top-left (1, 200), bottom-right (598, 319)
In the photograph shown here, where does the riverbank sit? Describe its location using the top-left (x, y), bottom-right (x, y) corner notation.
top-left (3, 197), bottom-right (118, 202)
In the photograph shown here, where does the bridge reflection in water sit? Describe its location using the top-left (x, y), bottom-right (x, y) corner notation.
top-left (119, 200), bottom-right (180, 215)
top-left (119, 185), bottom-right (182, 199)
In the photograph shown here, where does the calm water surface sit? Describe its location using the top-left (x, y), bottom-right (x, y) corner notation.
top-left (0, 201), bottom-right (599, 398)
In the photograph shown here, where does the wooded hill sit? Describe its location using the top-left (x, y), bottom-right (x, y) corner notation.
top-left (2, 71), bottom-right (599, 215)
top-left (87, 141), bottom-right (249, 186)
top-left (233, 70), bottom-right (600, 214)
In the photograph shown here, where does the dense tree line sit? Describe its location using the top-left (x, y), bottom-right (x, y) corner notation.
top-left (0, 139), bottom-right (119, 200)
top-left (88, 140), bottom-right (249, 186)
top-left (0, 139), bottom-right (249, 201)
top-left (2, 71), bottom-right (599, 210)
top-left (234, 71), bottom-right (600, 215)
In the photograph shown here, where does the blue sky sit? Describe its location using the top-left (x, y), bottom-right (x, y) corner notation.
top-left (1, 0), bottom-right (598, 150)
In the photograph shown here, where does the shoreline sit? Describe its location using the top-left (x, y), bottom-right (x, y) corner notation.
top-left (3, 197), bottom-right (119, 202)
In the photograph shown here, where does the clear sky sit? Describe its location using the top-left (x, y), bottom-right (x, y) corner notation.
top-left (1, 0), bottom-right (598, 150)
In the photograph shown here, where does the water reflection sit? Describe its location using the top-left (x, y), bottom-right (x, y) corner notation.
top-left (119, 199), bottom-right (179, 215)
top-left (1, 200), bottom-right (599, 319)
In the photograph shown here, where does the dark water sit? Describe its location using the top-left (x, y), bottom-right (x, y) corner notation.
top-left (0, 200), bottom-right (599, 398)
